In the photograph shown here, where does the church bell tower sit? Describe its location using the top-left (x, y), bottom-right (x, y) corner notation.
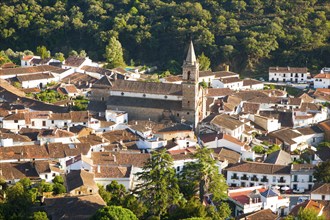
top-left (181, 41), bottom-right (202, 127)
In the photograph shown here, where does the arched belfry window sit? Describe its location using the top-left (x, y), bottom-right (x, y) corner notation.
top-left (187, 71), bottom-right (191, 80)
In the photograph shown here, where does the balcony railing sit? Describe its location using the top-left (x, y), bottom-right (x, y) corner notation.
top-left (231, 176), bottom-right (239, 180)
top-left (241, 176), bottom-right (249, 180)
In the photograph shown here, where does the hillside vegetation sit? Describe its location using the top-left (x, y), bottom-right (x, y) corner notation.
top-left (0, 0), bottom-right (329, 75)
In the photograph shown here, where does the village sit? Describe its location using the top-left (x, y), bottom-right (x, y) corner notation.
top-left (0, 42), bottom-right (329, 219)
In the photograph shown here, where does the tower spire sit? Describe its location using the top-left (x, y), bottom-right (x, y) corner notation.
top-left (185, 41), bottom-right (196, 64)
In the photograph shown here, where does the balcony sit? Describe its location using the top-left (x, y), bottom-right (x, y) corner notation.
top-left (241, 176), bottom-right (249, 180)
top-left (231, 175), bottom-right (239, 180)
top-left (261, 178), bottom-right (269, 182)
top-left (278, 179), bottom-right (286, 183)
top-left (251, 177), bottom-right (259, 182)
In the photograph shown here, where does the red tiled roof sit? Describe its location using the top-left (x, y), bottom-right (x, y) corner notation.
top-left (314, 73), bottom-right (330, 79)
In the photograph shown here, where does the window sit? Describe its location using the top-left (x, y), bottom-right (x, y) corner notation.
top-left (143, 94), bottom-right (146, 97)
top-left (45, 174), bottom-right (48, 179)
top-left (14, 120), bottom-right (18, 123)
top-left (32, 121), bottom-right (35, 126)
top-left (64, 122), bottom-right (67, 126)
top-left (273, 176), bottom-right (276, 182)
top-left (101, 97), bottom-right (104, 101)
top-left (187, 71), bottom-right (191, 80)
top-left (177, 113), bottom-right (179, 117)
top-left (322, 195), bottom-right (325, 200)
top-left (90, 189), bottom-right (93, 193)
top-left (187, 112), bottom-right (190, 115)
top-left (177, 166), bottom-right (180, 172)
top-left (164, 95), bottom-right (168, 99)
top-left (52, 120), bottom-right (54, 124)
top-left (121, 92), bottom-right (124, 96)
top-left (42, 121), bottom-right (46, 126)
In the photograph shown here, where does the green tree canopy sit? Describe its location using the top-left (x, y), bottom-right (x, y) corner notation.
top-left (179, 147), bottom-right (228, 202)
top-left (54, 52), bottom-right (65, 62)
top-left (314, 160), bottom-right (330, 183)
top-left (32, 211), bottom-right (49, 220)
top-left (105, 37), bottom-right (126, 68)
top-left (91, 206), bottom-right (138, 220)
top-left (285, 207), bottom-right (326, 220)
top-left (36, 46), bottom-right (50, 59)
top-left (134, 148), bottom-right (182, 218)
top-left (197, 52), bottom-right (211, 71)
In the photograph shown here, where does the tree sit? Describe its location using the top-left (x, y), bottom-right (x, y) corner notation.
top-left (32, 211), bottom-right (49, 220)
top-left (285, 207), bottom-right (326, 220)
top-left (36, 46), bottom-right (50, 59)
top-left (106, 181), bottom-right (127, 205)
top-left (199, 81), bottom-right (208, 89)
top-left (53, 183), bottom-right (66, 195)
top-left (252, 145), bottom-right (265, 154)
top-left (69, 50), bottom-right (78, 57)
top-left (134, 148), bottom-right (182, 218)
top-left (169, 198), bottom-right (208, 220)
top-left (79, 50), bottom-right (87, 58)
top-left (266, 145), bottom-right (281, 154)
top-left (54, 52), bottom-right (65, 62)
top-left (105, 37), bottom-right (126, 68)
top-left (91, 206), bottom-right (138, 220)
top-left (179, 147), bottom-right (228, 202)
top-left (314, 161), bottom-right (330, 183)
top-left (98, 185), bottom-right (111, 204)
top-left (317, 142), bottom-right (330, 150)
top-left (197, 53), bottom-right (211, 71)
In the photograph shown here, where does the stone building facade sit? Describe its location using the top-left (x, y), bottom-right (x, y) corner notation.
top-left (90, 42), bottom-right (206, 128)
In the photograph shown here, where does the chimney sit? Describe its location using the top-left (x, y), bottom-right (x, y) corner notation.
top-left (97, 165), bottom-right (101, 173)
top-left (225, 65), bottom-right (230, 72)
top-left (287, 66), bottom-right (290, 70)
top-left (113, 155), bottom-right (116, 162)
top-left (276, 66), bottom-right (279, 70)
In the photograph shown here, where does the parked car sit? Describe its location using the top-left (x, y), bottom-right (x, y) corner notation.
top-left (293, 188), bottom-right (305, 194)
top-left (297, 196), bottom-right (309, 204)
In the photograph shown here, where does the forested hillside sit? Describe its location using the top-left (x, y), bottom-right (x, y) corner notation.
top-left (0, 0), bottom-right (329, 75)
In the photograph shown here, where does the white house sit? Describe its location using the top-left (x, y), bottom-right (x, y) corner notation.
top-left (20, 55), bottom-right (40, 67)
top-left (105, 110), bottom-right (128, 124)
top-left (17, 72), bottom-right (57, 88)
top-left (34, 160), bottom-right (62, 183)
top-left (226, 162), bottom-right (291, 188)
top-left (269, 66), bottom-right (310, 83)
top-left (310, 183), bottom-right (330, 201)
top-left (228, 186), bottom-right (290, 217)
top-left (290, 164), bottom-right (315, 192)
top-left (242, 79), bottom-right (264, 90)
top-left (62, 56), bottom-right (95, 71)
top-left (94, 165), bottom-right (134, 189)
top-left (313, 72), bottom-right (330, 89)
top-left (210, 114), bottom-right (245, 141)
top-left (37, 128), bottom-right (78, 144)
top-left (212, 77), bottom-right (243, 90)
top-left (199, 132), bottom-right (246, 153)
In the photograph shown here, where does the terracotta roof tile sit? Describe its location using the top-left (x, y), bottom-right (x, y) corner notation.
top-left (269, 67), bottom-right (308, 73)
top-left (226, 161), bottom-right (290, 174)
top-left (0, 65), bottom-right (60, 76)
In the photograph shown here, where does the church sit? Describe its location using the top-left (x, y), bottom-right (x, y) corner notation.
top-left (90, 42), bottom-right (206, 128)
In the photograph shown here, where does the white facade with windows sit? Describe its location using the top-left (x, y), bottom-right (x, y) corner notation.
top-left (269, 67), bottom-right (310, 83)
